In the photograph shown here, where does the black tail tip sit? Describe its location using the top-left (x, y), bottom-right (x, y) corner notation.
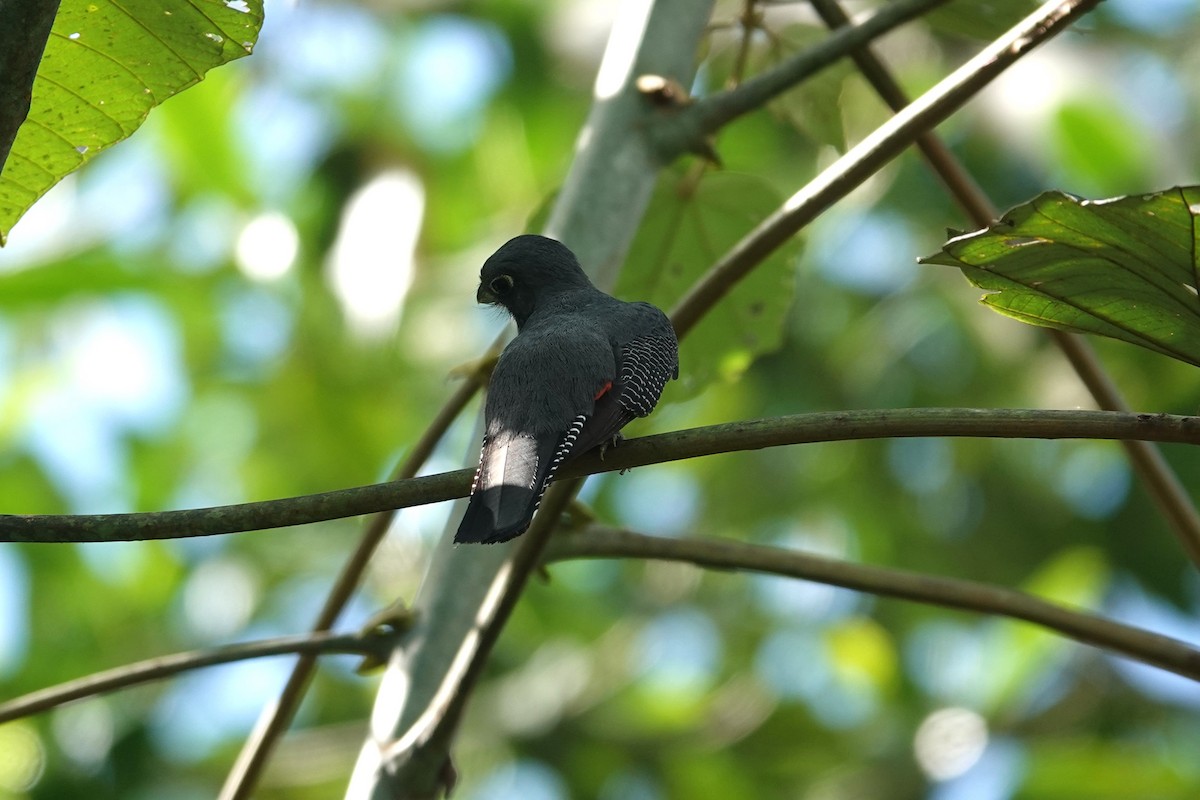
top-left (453, 523), bottom-right (530, 545)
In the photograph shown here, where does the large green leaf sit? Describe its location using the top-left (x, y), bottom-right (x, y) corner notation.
top-left (921, 187), bottom-right (1200, 367)
top-left (0, 0), bottom-right (263, 244)
top-left (619, 170), bottom-right (799, 401)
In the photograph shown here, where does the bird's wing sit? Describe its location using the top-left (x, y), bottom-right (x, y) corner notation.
top-left (567, 318), bottom-right (679, 459)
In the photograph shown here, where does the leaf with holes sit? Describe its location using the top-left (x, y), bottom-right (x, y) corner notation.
top-left (618, 170), bottom-right (799, 401)
top-left (0, 0), bottom-right (263, 244)
top-left (921, 187), bottom-right (1200, 368)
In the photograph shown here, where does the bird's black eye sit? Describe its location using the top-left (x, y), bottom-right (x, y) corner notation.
top-left (489, 274), bottom-right (514, 295)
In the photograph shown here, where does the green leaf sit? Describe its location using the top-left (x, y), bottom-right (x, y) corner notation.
top-left (921, 187), bottom-right (1200, 367)
top-left (0, 0), bottom-right (264, 244)
top-left (619, 170), bottom-right (799, 400)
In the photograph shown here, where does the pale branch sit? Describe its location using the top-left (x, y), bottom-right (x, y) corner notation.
top-left (546, 526), bottom-right (1200, 683)
top-left (808, 0), bottom-right (1200, 570)
top-left (651, 0), bottom-right (950, 159)
top-left (361, 479), bottom-right (585, 798)
top-left (0, 629), bottom-right (398, 724)
top-left (5, 408), bottom-right (1200, 543)
top-left (219, 353), bottom-right (496, 800)
top-left (669, 0), bottom-right (1105, 339)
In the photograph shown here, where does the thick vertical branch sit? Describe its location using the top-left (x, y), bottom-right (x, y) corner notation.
top-left (345, 2), bottom-right (715, 797)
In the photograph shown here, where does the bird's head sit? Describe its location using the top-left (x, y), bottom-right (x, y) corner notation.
top-left (476, 235), bottom-right (594, 328)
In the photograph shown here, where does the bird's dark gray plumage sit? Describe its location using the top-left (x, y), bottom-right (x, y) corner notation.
top-left (455, 234), bottom-right (679, 544)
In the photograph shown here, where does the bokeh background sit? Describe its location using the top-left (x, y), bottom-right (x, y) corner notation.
top-left (2, 0), bottom-right (1200, 798)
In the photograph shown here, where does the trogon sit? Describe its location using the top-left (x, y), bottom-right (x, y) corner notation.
top-left (455, 235), bottom-right (679, 544)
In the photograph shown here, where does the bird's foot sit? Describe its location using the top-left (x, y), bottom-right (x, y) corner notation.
top-left (598, 432), bottom-right (624, 461)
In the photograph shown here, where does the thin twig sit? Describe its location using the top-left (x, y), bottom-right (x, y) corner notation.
top-left (5, 408), bottom-right (1200, 543)
top-left (670, 0), bottom-right (1105, 338)
top-left (546, 526), bottom-right (1200, 682)
top-left (0, 629), bottom-right (394, 724)
top-left (807, 0), bottom-right (1200, 569)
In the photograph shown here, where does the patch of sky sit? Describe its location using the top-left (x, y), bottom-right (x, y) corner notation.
top-left (888, 437), bottom-right (953, 496)
top-left (612, 468), bottom-right (699, 537)
top-left (168, 196), bottom-right (240, 273)
top-left (217, 284), bottom-right (294, 373)
top-left (1106, 579), bottom-right (1200, 708)
top-left (233, 85), bottom-right (337, 205)
top-left (76, 541), bottom-right (157, 587)
top-left (257, 1), bottom-right (388, 93)
top-left (755, 627), bottom-right (831, 700)
top-left (1106, 0), bottom-right (1197, 34)
top-left (751, 522), bottom-right (862, 621)
top-left (463, 759), bottom-right (568, 800)
top-left (633, 607), bottom-right (722, 692)
top-left (75, 136), bottom-right (171, 251)
top-left (930, 737), bottom-right (1026, 800)
top-left (391, 16), bottom-right (513, 153)
top-left (0, 548), bottom-right (29, 677)
top-left (1054, 442), bottom-right (1129, 520)
top-left (22, 296), bottom-right (187, 511)
top-left (1110, 51), bottom-right (1187, 134)
top-left (904, 621), bottom-right (988, 706)
top-left (150, 658), bottom-right (292, 762)
top-left (810, 209), bottom-right (917, 294)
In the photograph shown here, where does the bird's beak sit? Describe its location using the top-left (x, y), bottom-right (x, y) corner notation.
top-left (476, 284), bottom-right (497, 305)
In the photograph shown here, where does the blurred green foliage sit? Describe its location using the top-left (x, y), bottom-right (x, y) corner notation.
top-left (1, 1), bottom-right (1200, 800)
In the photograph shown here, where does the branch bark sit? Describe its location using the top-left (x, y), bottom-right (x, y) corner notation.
top-left (546, 526), bottom-right (1200, 682)
top-left (5, 408), bottom-right (1199, 543)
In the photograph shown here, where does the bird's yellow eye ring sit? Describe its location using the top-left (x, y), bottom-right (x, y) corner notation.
top-left (489, 275), bottom-right (514, 295)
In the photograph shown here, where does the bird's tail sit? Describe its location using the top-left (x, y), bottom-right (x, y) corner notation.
top-left (454, 431), bottom-right (555, 544)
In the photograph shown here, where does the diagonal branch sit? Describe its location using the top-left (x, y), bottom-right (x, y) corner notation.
top-left (807, 0), bottom-right (1200, 569)
top-left (0, 628), bottom-right (399, 724)
top-left (670, 0), bottom-right (1105, 338)
top-left (651, 0), bottom-right (950, 158)
top-left (5, 408), bottom-right (1200, 543)
top-left (546, 526), bottom-right (1200, 682)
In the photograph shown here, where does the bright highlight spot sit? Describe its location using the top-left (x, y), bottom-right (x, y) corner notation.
top-left (327, 170), bottom-right (424, 337)
top-left (594, 0), bottom-right (653, 99)
top-left (914, 706), bottom-right (988, 781)
top-left (235, 211), bottom-right (299, 281)
top-left (0, 722), bottom-right (44, 792)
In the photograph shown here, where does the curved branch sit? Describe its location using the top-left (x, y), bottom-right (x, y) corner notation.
top-left (0, 629), bottom-right (396, 724)
top-left (5, 408), bottom-right (1199, 543)
top-left (546, 526), bottom-right (1200, 682)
